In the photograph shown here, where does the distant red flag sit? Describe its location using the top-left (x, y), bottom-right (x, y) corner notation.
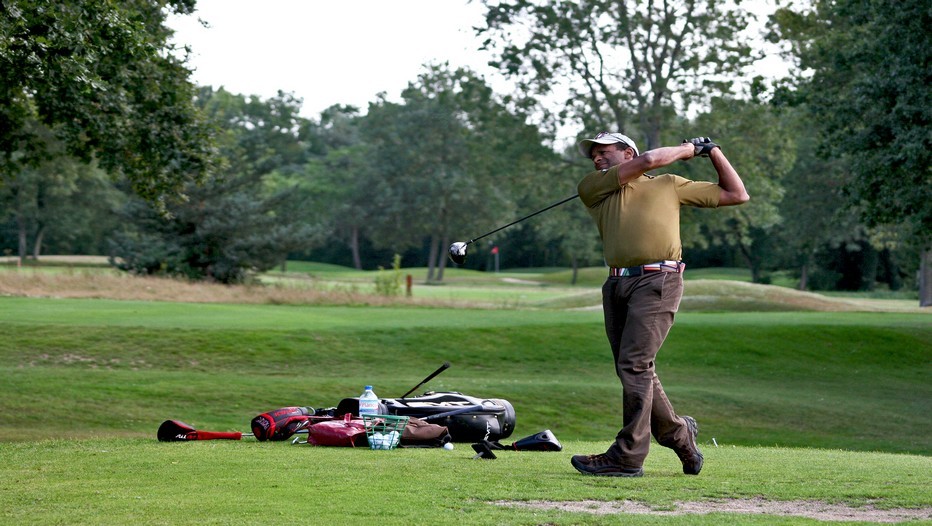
top-left (491, 246), bottom-right (499, 254)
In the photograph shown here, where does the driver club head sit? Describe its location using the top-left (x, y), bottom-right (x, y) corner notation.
top-left (448, 241), bottom-right (468, 265)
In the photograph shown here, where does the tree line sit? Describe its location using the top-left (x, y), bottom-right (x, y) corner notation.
top-left (0, 0), bottom-right (928, 303)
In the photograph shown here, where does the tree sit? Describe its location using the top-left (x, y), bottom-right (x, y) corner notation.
top-left (770, 0), bottom-right (931, 304)
top-left (361, 64), bottom-right (560, 281)
top-left (0, 123), bottom-right (123, 261)
top-left (363, 81), bottom-right (484, 281)
top-left (673, 98), bottom-right (793, 282)
top-left (108, 88), bottom-right (318, 283)
top-left (477, 0), bottom-right (757, 149)
top-left (0, 0), bottom-right (216, 207)
top-left (109, 176), bottom-right (314, 283)
top-left (535, 195), bottom-right (602, 283)
top-left (298, 104), bottom-right (375, 270)
top-left (766, 105), bottom-right (864, 290)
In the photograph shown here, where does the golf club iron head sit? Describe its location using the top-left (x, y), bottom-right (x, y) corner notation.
top-left (449, 241), bottom-right (468, 265)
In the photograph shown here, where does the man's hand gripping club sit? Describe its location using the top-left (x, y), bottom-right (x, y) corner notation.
top-left (683, 137), bottom-right (720, 157)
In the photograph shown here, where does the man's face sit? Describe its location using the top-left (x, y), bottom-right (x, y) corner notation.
top-left (590, 143), bottom-right (634, 170)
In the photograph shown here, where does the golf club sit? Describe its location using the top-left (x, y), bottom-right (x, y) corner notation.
top-left (400, 361), bottom-right (451, 399)
top-left (448, 194), bottom-right (579, 264)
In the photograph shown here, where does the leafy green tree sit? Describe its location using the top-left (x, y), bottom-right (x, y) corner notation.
top-left (109, 177), bottom-right (313, 283)
top-left (769, 0), bottom-right (931, 303)
top-left (477, 0), bottom-right (757, 148)
top-left (108, 88), bottom-right (318, 283)
top-left (362, 64), bottom-right (560, 281)
top-left (363, 85), bottom-right (477, 281)
top-left (0, 126), bottom-right (123, 261)
top-left (0, 0), bottom-right (215, 206)
top-left (765, 106), bottom-right (863, 290)
top-left (296, 104), bottom-right (374, 270)
top-left (676, 98), bottom-right (793, 282)
top-left (535, 194), bottom-right (602, 283)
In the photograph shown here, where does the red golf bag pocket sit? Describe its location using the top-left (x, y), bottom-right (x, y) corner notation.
top-left (306, 413), bottom-right (368, 447)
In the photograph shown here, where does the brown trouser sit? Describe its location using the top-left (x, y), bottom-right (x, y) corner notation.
top-left (602, 272), bottom-right (691, 469)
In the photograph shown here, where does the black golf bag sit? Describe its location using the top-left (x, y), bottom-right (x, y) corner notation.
top-left (382, 392), bottom-right (516, 442)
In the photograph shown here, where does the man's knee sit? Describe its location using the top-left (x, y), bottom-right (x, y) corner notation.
top-left (617, 351), bottom-right (656, 374)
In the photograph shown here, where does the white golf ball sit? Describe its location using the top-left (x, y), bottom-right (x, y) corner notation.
top-left (443, 442), bottom-right (454, 451)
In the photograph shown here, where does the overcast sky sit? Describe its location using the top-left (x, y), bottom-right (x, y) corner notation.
top-left (167, 1), bottom-right (498, 115)
top-left (167, 0), bottom-right (789, 144)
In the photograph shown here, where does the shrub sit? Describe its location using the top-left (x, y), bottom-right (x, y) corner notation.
top-left (374, 254), bottom-right (403, 296)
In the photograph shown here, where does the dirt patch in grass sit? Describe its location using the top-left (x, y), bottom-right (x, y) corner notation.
top-left (0, 255), bottom-right (109, 265)
top-left (0, 266), bottom-right (925, 312)
top-left (0, 268), bottom-right (462, 307)
top-left (497, 498), bottom-right (932, 523)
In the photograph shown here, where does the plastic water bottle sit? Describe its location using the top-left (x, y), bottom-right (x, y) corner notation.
top-left (358, 385), bottom-right (379, 416)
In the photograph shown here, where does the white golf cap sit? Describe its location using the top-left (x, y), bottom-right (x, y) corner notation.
top-left (577, 132), bottom-right (639, 158)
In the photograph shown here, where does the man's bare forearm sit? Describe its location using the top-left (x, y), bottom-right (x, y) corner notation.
top-left (710, 149), bottom-right (749, 206)
top-left (616, 143), bottom-right (695, 185)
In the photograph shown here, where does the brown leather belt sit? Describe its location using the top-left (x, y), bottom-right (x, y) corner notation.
top-left (609, 260), bottom-right (683, 277)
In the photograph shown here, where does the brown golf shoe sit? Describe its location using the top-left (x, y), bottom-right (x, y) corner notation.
top-left (676, 416), bottom-right (703, 475)
top-left (571, 454), bottom-right (644, 477)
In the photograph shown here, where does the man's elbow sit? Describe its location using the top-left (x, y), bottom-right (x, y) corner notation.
top-left (720, 190), bottom-right (750, 206)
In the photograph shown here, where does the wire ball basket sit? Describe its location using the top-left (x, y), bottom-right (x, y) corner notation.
top-left (362, 414), bottom-right (409, 450)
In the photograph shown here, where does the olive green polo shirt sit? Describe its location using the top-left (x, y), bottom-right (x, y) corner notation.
top-left (577, 166), bottom-right (721, 268)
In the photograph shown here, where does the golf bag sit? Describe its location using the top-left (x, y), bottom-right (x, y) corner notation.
top-left (250, 406), bottom-right (313, 441)
top-left (382, 392), bottom-right (516, 442)
top-left (306, 414), bottom-right (369, 447)
top-left (334, 398), bottom-right (389, 418)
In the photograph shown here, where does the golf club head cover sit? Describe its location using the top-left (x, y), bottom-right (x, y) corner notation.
top-left (510, 429), bottom-right (563, 451)
top-left (157, 420), bottom-right (242, 441)
top-left (158, 420), bottom-right (198, 441)
top-left (250, 407), bottom-right (312, 441)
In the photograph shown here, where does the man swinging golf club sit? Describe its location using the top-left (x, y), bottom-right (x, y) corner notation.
top-left (572, 132), bottom-right (749, 477)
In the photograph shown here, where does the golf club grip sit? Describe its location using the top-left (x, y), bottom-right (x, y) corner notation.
top-left (194, 430), bottom-right (242, 440)
top-left (401, 361), bottom-right (450, 398)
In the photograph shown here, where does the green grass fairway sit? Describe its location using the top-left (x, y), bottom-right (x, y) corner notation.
top-left (1, 439), bottom-right (929, 524)
top-left (1, 282), bottom-right (929, 524)
top-left (2, 297), bottom-right (929, 455)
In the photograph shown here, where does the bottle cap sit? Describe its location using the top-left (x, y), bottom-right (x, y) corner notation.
top-left (365, 385), bottom-right (373, 390)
